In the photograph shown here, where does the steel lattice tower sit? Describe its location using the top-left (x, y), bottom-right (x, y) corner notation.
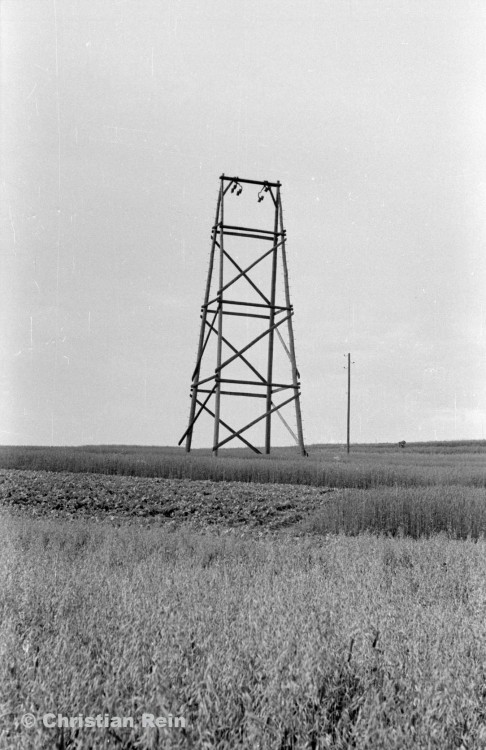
top-left (179, 175), bottom-right (306, 456)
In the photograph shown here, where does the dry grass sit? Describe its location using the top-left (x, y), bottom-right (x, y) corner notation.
top-left (2, 441), bottom-right (486, 747)
top-left (2, 513), bottom-right (486, 749)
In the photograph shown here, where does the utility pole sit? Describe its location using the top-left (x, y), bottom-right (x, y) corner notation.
top-left (346, 353), bottom-right (351, 454)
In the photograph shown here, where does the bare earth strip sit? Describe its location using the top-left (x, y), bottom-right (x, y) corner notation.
top-left (0, 469), bottom-right (335, 532)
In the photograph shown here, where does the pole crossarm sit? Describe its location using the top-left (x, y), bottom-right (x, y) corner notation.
top-left (181, 175), bottom-right (307, 456)
top-left (220, 175), bottom-right (281, 188)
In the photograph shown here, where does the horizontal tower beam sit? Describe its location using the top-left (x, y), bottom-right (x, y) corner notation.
top-left (220, 175), bottom-right (280, 188)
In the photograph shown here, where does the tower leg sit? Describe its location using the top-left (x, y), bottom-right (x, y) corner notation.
top-left (265, 186), bottom-right (280, 454)
top-left (212, 181), bottom-right (225, 456)
top-left (185, 188), bottom-right (222, 452)
top-left (278, 192), bottom-right (307, 457)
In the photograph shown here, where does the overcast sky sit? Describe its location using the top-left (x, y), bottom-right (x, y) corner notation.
top-left (2, 0), bottom-right (486, 448)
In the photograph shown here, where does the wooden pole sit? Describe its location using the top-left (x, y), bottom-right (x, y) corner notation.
top-left (347, 352), bottom-right (351, 454)
top-left (185, 187), bottom-right (221, 452)
top-left (212, 179), bottom-right (225, 456)
top-left (264, 188), bottom-right (280, 453)
top-left (279, 191), bottom-right (307, 456)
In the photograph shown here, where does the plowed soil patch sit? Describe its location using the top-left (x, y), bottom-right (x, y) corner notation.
top-left (0, 470), bottom-right (335, 532)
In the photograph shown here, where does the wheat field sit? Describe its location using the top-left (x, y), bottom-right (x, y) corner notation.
top-left (1, 442), bottom-right (486, 748)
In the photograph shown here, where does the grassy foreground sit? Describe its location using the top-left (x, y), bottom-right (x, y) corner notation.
top-left (2, 514), bottom-right (486, 749)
